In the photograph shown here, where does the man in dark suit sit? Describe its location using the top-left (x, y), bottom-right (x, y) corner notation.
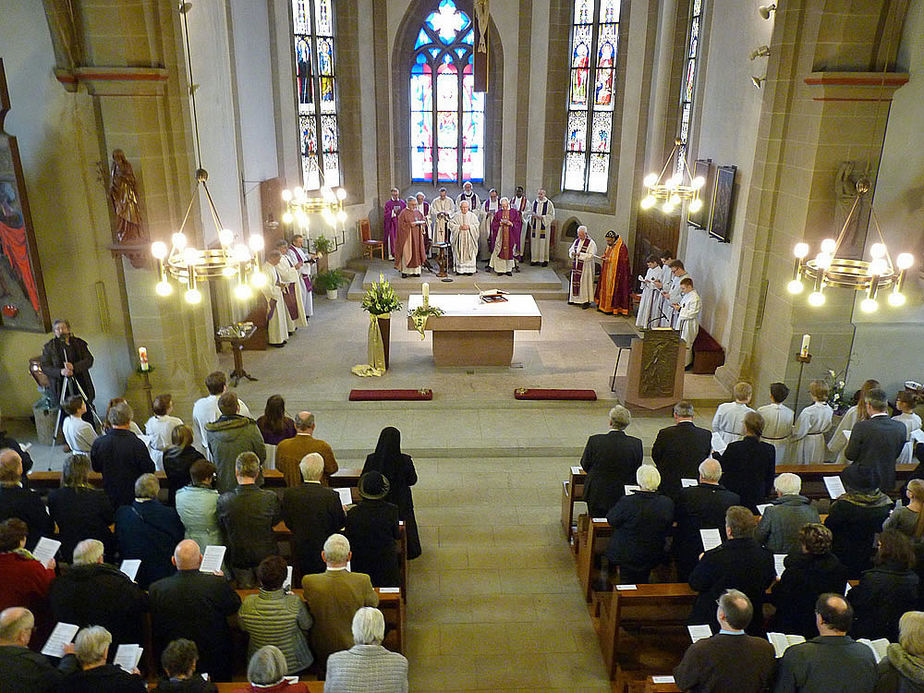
top-left (281, 452), bottom-right (346, 577)
top-left (0, 450), bottom-right (52, 550)
top-left (673, 458), bottom-right (741, 581)
top-left (149, 539), bottom-right (241, 683)
top-left (688, 506), bottom-right (776, 635)
top-left (718, 411), bottom-right (777, 513)
top-left (844, 387), bottom-right (907, 494)
top-left (579, 405), bottom-right (643, 517)
top-left (90, 401), bottom-right (154, 508)
top-left (652, 400), bottom-right (712, 499)
top-left (674, 589), bottom-right (776, 692)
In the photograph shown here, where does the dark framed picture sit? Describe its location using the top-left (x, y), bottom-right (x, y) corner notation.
top-left (708, 165), bottom-right (737, 243)
top-left (0, 59), bottom-right (50, 332)
top-left (688, 158), bottom-right (713, 230)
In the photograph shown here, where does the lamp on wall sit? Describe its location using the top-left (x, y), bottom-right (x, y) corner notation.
top-left (787, 179), bottom-right (915, 311)
top-left (749, 45), bottom-right (771, 60)
top-left (758, 4), bottom-right (777, 20)
top-left (281, 185), bottom-right (348, 250)
top-left (150, 2), bottom-right (263, 304)
top-left (639, 139), bottom-right (707, 215)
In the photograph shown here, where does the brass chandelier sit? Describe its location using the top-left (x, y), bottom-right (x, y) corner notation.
top-left (281, 185), bottom-right (348, 250)
top-left (639, 139), bottom-right (706, 215)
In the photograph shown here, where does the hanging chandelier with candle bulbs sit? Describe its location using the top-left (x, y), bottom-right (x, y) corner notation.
top-left (150, 3), bottom-right (264, 305)
top-left (282, 185), bottom-right (348, 249)
top-left (639, 139), bottom-right (707, 215)
top-left (787, 178), bottom-right (914, 312)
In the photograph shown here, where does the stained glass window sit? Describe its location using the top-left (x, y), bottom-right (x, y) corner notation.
top-left (410, 0), bottom-right (484, 183)
top-left (292, 0), bottom-right (341, 189)
top-left (563, 0), bottom-right (620, 193)
top-left (676, 0), bottom-right (703, 177)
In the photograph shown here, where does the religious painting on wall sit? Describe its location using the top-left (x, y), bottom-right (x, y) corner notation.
top-left (708, 165), bottom-right (736, 243)
top-left (688, 158), bottom-right (712, 230)
top-left (0, 59), bottom-right (50, 333)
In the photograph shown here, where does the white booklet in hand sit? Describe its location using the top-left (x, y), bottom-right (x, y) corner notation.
top-left (624, 484), bottom-right (640, 495)
top-left (824, 476), bottom-right (846, 499)
top-left (767, 632), bottom-right (806, 658)
top-left (113, 644), bottom-right (143, 672)
top-left (700, 528), bottom-right (722, 552)
top-left (756, 503), bottom-right (772, 516)
top-left (687, 624), bottom-right (712, 643)
top-left (337, 487), bottom-right (353, 507)
top-left (857, 637), bottom-right (890, 663)
top-left (774, 554), bottom-right (787, 579)
top-left (119, 559), bottom-right (141, 582)
top-left (710, 432), bottom-right (728, 455)
top-left (41, 622), bottom-right (79, 658)
top-left (32, 537), bottom-right (60, 567)
top-left (681, 478), bottom-right (697, 488)
top-left (199, 545), bottom-right (226, 573)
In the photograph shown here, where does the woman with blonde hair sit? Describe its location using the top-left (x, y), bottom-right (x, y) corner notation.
top-left (875, 611), bottom-right (924, 691)
top-left (885, 479), bottom-right (924, 541)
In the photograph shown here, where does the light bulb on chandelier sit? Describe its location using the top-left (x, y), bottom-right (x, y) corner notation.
top-left (638, 140), bottom-right (705, 216)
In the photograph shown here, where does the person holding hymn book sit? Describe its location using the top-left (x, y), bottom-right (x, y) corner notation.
top-left (145, 394), bottom-right (184, 470)
top-left (755, 473), bottom-right (821, 554)
top-left (579, 406), bottom-right (644, 518)
top-left (62, 396), bottom-right (97, 454)
top-left (828, 379), bottom-right (881, 465)
top-left (651, 249), bottom-right (675, 327)
top-left (772, 594), bottom-right (877, 693)
top-left (824, 465), bottom-right (892, 578)
top-left (58, 625), bottom-right (146, 693)
top-left (790, 380), bottom-right (833, 465)
top-left (49, 454), bottom-right (115, 563)
top-left (430, 187), bottom-right (455, 247)
top-left (674, 277), bottom-right (701, 370)
top-left (394, 197), bottom-right (427, 278)
top-left (0, 607), bottom-right (68, 691)
top-left (233, 645), bottom-right (310, 693)
top-left (162, 426), bottom-right (204, 506)
top-left (488, 197), bottom-right (522, 276)
top-left (174, 460), bottom-right (223, 567)
top-left (652, 400), bottom-right (713, 500)
top-left (718, 411), bottom-right (776, 514)
top-left (769, 523), bottom-right (849, 639)
top-left (595, 230), bottom-right (632, 316)
top-left (847, 529), bottom-right (919, 644)
top-left (635, 254), bottom-right (662, 329)
top-left (151, 638), bottom-right (217, 692)
top-left (673, 589), bottom-right (776, 693)
top-left (528, 188), bottom-right (555, 266)
top-left (567, 225), bottom-right (596, 307)
top-left (894, 391), bottom-right (923, 465)
top-left (759, 382), bottom-right (795, 465)
top-left (875, 611), bottom-right (924, 692)
top-left (712, 382), bottom-right (756, 449)
top-left (843, 387), bottom-right (907, 495)
top-left (661, 259), bottom-right (690, 329)
top-left (883, 481), bottom-right (924, 590)
top-left (415, 192), bottom-right (431, 253)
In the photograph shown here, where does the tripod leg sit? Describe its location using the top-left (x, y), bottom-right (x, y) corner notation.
top-left (52, 376), bottom-right (69, 442)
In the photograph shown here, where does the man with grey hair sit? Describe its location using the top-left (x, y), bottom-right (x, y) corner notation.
top-left (0, 448), bottom-right (52, 550)
top-left (301, 534), bottom-right (379, 668)
top-left (325, 607), bottom-right (410, 692)
top-left (114, 473), bottom-right (184, 588)
top-left (567, 225), bottom-right (597, 307)
top-left (652, 400), bottom-right (712, 500)
top-left (579, 405), bottom-right (643, 517)
top-left (276, 410), bottom-right (338, 488)
top-left (282, 452), bottom-right (346, 576)
top-left (0, 607), bottom-right (66, 690)
top-left (217, 452), bottom-right (281, 587)
top-left (755, 473), bottom-right (821, 554)
top-left (65, 624), bottom-right (146, 690)
top-left (674, 589), bottom-right (776, 692)
top-left (844, 386), bottom-right (906, 493)
top-left (673, 458), bottom-right (741, 581)
top-left (49, 539), bottom-right (147, 651)
top-left (90, 400), bottom-right (154, 508)
top-left (604, 464), bottom-right (674, 583)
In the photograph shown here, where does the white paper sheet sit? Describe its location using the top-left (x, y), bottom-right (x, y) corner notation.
top-left (857, 637), bottom-right (889, 663)
top-left (710, 432), bottom-right (728, 455)
top-left (337, 488), bottom-right (353, 506)
top-left (592, 517), bottom-right (608, 523)
top-left (119, 559), bottom-right (141, 582)
top-left (615, 584), bottom-right (638, 590)
top-left (571, 466), bottom-right (583, 475)
top-left (651, 676), bottom-right (676, 684)
top-left (32, 537), bottom-right (60, 567)
top-left (700, 528), bottom-right (722, 552)
top-left (843, 430), bottom-right (851, 440)
top-left (199, 545), bottom-right (226, 573)
top-left (624, 485), bottom-right (640, 495)
top-left (687, 624), bottom-right (712, 643)
top-left (681, 478), bottom-right (697, 488)
top-left (113, 644), bottom-right (142, 672)
top-left (283, 565), bottom-right (293, 592)
top-left (767, 632), bottom-right (805, 658)
top-left (41, 622), bottom-right (79, 658)
top-left (824, 476), bottom-right (846, 499)
top-left (756, 503), bottom-right (772, 515)
top-left (774, 554), bottom-right (787, 579)
top-left (378, 587), bottom-right (401, 593)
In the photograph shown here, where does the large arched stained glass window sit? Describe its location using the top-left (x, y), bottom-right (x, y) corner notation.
top-left (410, 0), bottom-right (484, 183)
top-left (675, 0), bottom-right (704, 176)
top-left (292, 0), bottom-right (341, 189)
top-left (563, 0), bottom-right (620, 193)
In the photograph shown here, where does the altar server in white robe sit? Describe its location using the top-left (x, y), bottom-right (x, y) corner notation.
top-left (673, 277), bottom-right (701, 368)
top-left (286, 234), bottom-right (315, 319)
top-left (261, 251), bottom-right (290, 347)
top-left (894, 391), bottom-right (922, 464)
top-left (567, 226), bottom-right (597, 307)
top-left (449, 199), bottom-right (479, 275)
top-left (790, 380), bottom-right (834, 464)
top-left (430, 187), bottom-right (455, 246)
top-left (635, 254), bottom-right (663, 328)
top-left (456, 181), bottom-right (480, 220)
top-left (712, 382), bottom-right (756, 449)
top-left (652, 250), bottom-right (675, 327)
top-left (758, 382), bottom-right (795, 464)
top-left (661, 259), bottom-right (690, 329)
top-left (480, 189), bottom-right (500, 261)
top-left (274, 240), bottom-right (308, 330)
top-left (529, 189), bottom-right (555, 265)
top-left (415, 192), bottom-right (431, 252)
top-left (827, 379), bottom-right (880, 464)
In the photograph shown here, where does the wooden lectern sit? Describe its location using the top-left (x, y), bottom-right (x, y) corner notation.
top-left (614, 328), bottom-right (686, 410)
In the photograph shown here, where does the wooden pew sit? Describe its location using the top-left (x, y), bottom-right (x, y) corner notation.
top-left (644, 677), bottom-right (681, 693)
top-left (215, 682), bottom-right (324, 692)
top-left (576, 517), bottom-right (612, 604)
top-left (235, 587), bottom-right (405, 654)
top-left (27, 467), bottom-right (363, 492)
top-left (560, 467), bottom-right (586, 543)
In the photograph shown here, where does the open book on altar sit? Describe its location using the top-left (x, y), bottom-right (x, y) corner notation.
top-left (476, 285), bottom-right (509, 303)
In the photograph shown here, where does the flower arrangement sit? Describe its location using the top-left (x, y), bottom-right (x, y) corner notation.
top-left (313, 235), bottom-right (335, 254)
top-left (824, 368), bottom-right (848, 414)
top-left (361, 273), bottom-right (403, 316)
top-left (408, 304), bottom-right (444, 338)
top-left (315, 268), bottom-right (348, 292)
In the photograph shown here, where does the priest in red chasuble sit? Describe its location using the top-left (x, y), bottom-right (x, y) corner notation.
top-left (595, 230), bottom-right (631, 315)
top-left (394, 197), bottom-right (427, 278)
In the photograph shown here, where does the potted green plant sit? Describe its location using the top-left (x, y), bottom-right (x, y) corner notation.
top-left (361, 273), bottom-right (403, 369)
top-left (315, 268), bottom-right (347, 300)
top-left (313, 235), bottom-right (336, 274)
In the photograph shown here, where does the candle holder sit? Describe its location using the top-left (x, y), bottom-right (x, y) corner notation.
top-left (793, 351), bottom-right (813, 413)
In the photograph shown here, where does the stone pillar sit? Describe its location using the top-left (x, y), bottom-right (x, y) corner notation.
top-left (645, 0), bottom-right (678, 172)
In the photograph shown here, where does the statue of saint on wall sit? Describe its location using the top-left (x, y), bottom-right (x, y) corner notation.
top-left (108, 149), bottom-right (145, 244)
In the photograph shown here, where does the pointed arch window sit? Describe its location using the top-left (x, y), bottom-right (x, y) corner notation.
top-left (292, 0), bottom-right (341, 189)
top-left (676, 0), bottom-right (704, 176)
top-left (410, 0), bottom-right (484, 183)
top-left (563, 0), bottom-right (620, 193)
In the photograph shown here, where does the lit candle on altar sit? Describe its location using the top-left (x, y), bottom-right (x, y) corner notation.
top-left (800, 334), bottom-right (810, 357)
top-left (139, 346), bottom-right (149, 371)
top-left (422, 282), bottom-right (430, 308)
